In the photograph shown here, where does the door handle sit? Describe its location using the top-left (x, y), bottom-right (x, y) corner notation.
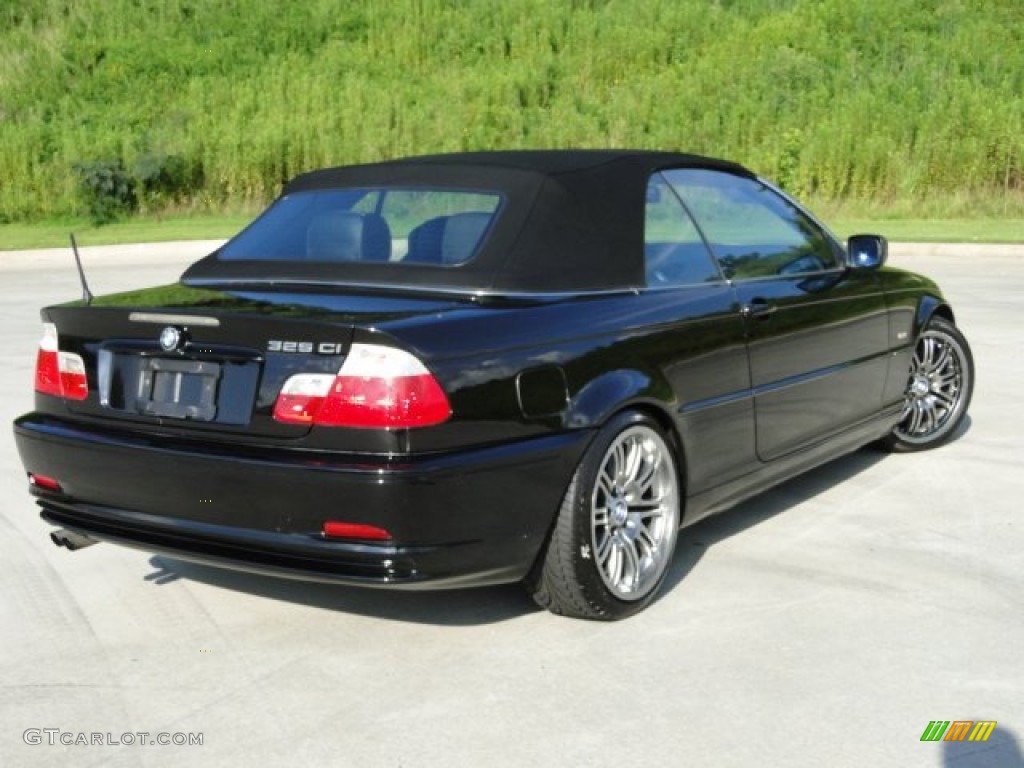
top-left (741, 298), bottom-right (777, 319)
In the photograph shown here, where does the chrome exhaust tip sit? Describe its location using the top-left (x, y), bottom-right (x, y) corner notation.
top-left (50, 529), bottom-right (98, 551)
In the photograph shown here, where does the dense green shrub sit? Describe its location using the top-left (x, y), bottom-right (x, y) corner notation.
top-left (1, 0), bottom-right (1021, 221)
top-left (73, 160), bottom-right (137, 224)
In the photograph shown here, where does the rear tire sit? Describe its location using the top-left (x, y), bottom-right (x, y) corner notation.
top-left (527, 411), bottom-right (681, 620)
top-left (883, 316), bottom-right (974, 452)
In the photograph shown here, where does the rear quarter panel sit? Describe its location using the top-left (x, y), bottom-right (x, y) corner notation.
top-left (389, 284), bottom-right (757, 496)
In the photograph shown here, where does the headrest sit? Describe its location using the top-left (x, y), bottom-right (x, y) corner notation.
top-left (405, 212), bottom-right (492, 265)
top-left (306, 211), bottom-right (391, 262)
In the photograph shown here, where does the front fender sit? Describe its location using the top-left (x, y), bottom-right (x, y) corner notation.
top-left (877, 267), bottom-right (954, 342)
top-left (915, 294), bottom-right (955, 335)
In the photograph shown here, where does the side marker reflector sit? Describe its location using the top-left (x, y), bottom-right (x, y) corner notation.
top-left (29, 473), bottom-right (63, 492)
top-left (322, 521), bottom-right (392, 542)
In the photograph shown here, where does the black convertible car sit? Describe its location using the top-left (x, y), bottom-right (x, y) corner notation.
top-left (14, 150), bottom-right (973, 619)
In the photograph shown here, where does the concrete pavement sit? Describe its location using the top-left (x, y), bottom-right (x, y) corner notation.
top-left (0, 244), bottom-right (1021, 767)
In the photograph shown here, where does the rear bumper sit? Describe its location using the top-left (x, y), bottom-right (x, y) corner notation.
top-left (14, 414), bottom-right (591, 589)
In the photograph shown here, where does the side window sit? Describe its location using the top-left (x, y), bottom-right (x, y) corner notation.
top-left (644, 174), bottom-right (720, 286)
top-left (661, 169), bottom-right (839, 280)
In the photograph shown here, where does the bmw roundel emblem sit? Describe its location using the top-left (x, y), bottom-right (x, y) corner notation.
top-left (159, 326), bottom-right (182, 352)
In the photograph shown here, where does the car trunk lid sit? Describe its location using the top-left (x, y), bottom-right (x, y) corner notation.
top-left (43, 283), bottom-right (467, 442)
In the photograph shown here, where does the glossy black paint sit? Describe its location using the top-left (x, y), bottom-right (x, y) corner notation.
top-left (12, 151), bottom-right (956, 590)
top-left (734, 268), bottom-right (890, 461)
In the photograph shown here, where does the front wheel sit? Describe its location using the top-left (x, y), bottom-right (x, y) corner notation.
top-left (527, 411), bottom-right (681, 620)
top-left (883, 316), bottom-right (974, 452)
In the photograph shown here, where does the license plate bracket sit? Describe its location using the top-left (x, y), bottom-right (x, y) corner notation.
top-left (136, 358), bottom-right (221, 421)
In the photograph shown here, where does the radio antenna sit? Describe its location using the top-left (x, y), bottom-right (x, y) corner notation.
top-left (70, 233), bottom-right (93, 304)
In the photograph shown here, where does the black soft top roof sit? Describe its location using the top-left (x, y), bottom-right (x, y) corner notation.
top-left (183, 150), bottom-right (754, 294)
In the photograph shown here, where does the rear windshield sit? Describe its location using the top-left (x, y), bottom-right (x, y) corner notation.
top-left (219, 188), bottom-right (502, 267)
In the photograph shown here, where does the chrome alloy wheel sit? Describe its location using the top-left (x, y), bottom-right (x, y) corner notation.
top-left (894, 326), bottom-right (970, 445)
top-left (590, 425), bottom-right (679, 601)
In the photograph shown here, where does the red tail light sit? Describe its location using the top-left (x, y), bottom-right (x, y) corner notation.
top-left (273, 343), bottom-right (451, 429)
top-left (34, 323), bottom-right (88, 401)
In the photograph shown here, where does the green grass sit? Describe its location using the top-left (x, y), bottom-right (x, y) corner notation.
top-left (0, 212), bottom-right (255, 250)
top-left (827, 219), bottom-right (1024, 243)
top-left (1, 0), bottom-right (1022, 223)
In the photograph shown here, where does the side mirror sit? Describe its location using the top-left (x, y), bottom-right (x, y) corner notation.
top-left (847, 234), bottom-right (888, 270)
